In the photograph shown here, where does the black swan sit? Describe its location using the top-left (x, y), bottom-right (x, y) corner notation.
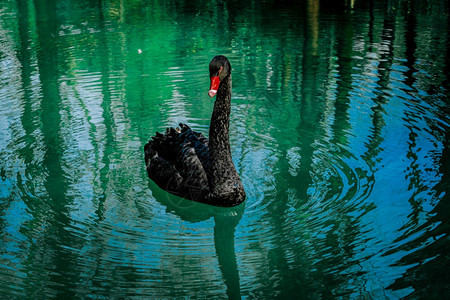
top-left (144, 55), bottom-right (246, 207)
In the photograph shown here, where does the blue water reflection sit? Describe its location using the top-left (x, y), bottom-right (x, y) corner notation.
top-left (1, 0), bottom-right (450, 298)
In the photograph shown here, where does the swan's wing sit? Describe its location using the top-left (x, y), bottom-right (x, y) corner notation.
top-left (146, 128), bottom-right (179, 163)
top-left (178, 123), bottom-right (211, 174)
top-left (175, 140), bottom-right (209, 191)
top-left (145, 125), bottom-right (210, 195)
top-left (144, 142), bottom-right (184, 194)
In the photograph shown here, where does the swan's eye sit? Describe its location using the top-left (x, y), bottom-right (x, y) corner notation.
top-left (212, 70), bottom-right (220, 77)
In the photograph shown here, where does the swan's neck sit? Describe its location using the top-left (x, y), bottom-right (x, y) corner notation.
top-left (210, 75), bottom-right (232, 159)
top-left (208, 75), bottom-right (237, 196)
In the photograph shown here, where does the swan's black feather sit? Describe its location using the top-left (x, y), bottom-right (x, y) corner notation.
top-left (179, 123), bottom-right (211, 174)
top-left (144, 123), bottom-right (211, 200)
top-left (144, 145), bottom-right (184, 195)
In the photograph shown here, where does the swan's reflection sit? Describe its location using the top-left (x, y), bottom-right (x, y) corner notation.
top-left (150, 181), bottom-right (244, 299)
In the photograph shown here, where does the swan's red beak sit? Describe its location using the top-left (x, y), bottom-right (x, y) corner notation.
top-left (208, 75), bottom-right (220, 98)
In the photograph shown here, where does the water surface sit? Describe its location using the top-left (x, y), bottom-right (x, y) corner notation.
top-left (1, 0), bottom-right (450, 298)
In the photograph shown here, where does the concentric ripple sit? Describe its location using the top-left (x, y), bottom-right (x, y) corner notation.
top-left (1, 0), bottom-right (450, 298)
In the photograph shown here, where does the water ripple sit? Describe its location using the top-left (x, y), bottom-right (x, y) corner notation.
top-left (1, 0), bottom-right (450, 298)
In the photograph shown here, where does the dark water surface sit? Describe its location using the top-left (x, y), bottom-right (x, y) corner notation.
top-left (1, 0), bottom-right (450, 298)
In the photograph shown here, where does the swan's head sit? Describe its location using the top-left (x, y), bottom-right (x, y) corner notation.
top-left (208, 55), bottom-right (231, 98)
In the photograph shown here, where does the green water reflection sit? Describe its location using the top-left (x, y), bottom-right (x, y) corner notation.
top-left (1, 0), bottom-right (449, 298)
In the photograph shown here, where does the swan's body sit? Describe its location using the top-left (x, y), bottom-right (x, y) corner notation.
top-left (144, 56), bottom-right (245, 207)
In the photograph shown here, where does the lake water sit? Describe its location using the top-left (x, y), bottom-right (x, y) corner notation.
top-left (1, 0), bottom-right (449, 298)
